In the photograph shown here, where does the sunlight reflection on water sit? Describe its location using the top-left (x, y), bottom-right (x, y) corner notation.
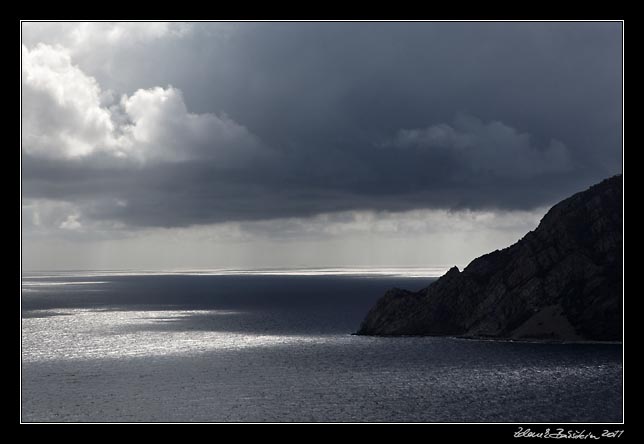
top-left (22, 309), bottom-right (345, 362)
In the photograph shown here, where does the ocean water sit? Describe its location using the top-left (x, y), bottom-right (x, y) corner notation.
top-left (21, 270), bottom-right (623, 423)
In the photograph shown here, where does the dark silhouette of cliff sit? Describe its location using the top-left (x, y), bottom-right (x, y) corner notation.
top-left (357, 175), bottom-right (623, 341)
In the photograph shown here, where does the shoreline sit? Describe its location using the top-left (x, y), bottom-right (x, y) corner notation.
top-left (451, 335), bottom-right (622, 345)
top-left (352, 332), bottom-right (622, 345)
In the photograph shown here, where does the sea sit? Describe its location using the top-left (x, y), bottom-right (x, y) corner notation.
top-left (21, 268), bottom-right (623, 423)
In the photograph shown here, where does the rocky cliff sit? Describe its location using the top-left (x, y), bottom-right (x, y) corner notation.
top-left (356, 175), bottom-right (623, 341)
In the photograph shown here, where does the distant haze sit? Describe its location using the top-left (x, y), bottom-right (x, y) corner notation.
top-left (21, 22), bottom-right (622, 271)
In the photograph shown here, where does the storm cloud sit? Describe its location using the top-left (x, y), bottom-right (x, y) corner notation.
top-left (21, 22), bottom-right (622, 232)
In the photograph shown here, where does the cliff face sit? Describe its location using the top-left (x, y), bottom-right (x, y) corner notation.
top-left (356, 175), bottom-right (623, 341)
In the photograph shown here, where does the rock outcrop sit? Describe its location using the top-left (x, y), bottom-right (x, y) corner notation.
top-left (356, 175), bottom-right (623, 341)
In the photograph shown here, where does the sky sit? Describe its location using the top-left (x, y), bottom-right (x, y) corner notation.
top-left (21, 21), bottom-right (623, 271)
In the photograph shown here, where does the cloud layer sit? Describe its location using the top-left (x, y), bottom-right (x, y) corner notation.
top-left (22, 22), bottom-right (622, 234)
top-left (384, 116), bottom-right (572, 179)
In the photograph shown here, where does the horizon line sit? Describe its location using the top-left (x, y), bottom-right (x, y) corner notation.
top-left (21, 265), bottom-right (461, 278)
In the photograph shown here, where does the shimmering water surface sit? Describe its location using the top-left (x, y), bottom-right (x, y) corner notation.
top-left (21, 271), bottom-right (623, 422)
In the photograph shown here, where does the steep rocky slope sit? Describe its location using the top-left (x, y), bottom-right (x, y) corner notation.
top-left (356, 175), bottom-right (622, 341)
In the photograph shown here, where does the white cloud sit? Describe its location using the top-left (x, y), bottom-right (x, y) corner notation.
top-left (386, 115), bottom-right (573, 178)
top-left (22, 199), bottom-right (129, 238)
top-left (23, 199), bottom-right (81, 233)
top-left (60, 212), bottom-right (82, 230)
top-left (22, 43), bottom-right (262, 164)
top-left (69, 22), bottom-right (189, 47)
top-left (21, 22), bottom-right (191, 55)
top-left (22, 44), bottom-right (117, 158)
top-left (120, 86), bottom-right (262, 164)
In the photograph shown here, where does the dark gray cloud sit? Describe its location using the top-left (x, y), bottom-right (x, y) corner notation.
top-left (21, 22), bottom-right (622, 229)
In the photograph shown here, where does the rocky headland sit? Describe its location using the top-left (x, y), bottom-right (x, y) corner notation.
top-left (356, 175), bottom-right (623, 342)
